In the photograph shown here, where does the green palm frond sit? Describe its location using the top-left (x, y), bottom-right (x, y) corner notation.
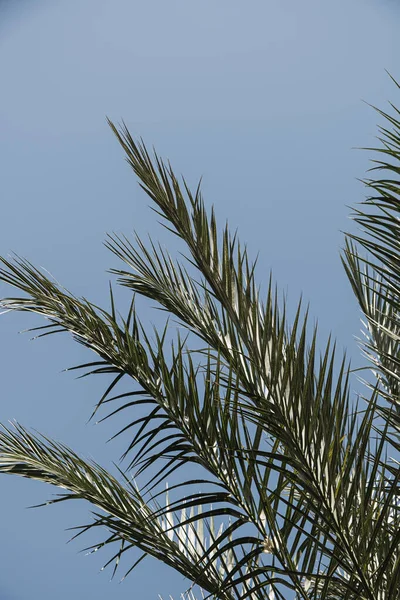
top-left (0, 423), bottom-right (223, 592)
top-left (0, 257), bottom-right (284, 598)
top-left (1, 83), bottom-right (400, 599)
top-left (342, 76), bottom-right (400, 441)
top-left (105, 123), bottom-right (399, 597)
top-left (0, 422), bottom-right (256, 598)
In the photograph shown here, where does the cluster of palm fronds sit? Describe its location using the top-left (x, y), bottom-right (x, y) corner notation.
top-left (1, 84), bottom-right (400, 599)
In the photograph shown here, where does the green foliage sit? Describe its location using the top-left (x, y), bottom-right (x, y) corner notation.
top-left (1, 85), bottom-right (400, 599)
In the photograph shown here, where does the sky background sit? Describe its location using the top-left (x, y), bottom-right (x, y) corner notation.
top-left (1, 1), bottom-right (400, 598)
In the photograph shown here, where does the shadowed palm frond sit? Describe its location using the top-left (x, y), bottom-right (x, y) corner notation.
top-left (342, 76), bottom-right (400, 450)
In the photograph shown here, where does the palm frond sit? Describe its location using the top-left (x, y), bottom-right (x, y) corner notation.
top-left (342, 78), bottom-right (400, 433)
top-left (0, 422), bottom-right (244, 597)
top-left (106, 123), bottom-right (400, 597)
top-left (2, 88), bottom-right (400, 599)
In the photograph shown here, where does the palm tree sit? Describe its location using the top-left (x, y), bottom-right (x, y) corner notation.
top-left (1, 82), bottom-right (400, 600)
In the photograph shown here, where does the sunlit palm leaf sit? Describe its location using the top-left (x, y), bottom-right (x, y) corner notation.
top-left (1, 86), bottom-right (400, 599)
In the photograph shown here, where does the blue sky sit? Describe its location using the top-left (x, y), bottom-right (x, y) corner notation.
top-left (1, 1), bottom-right (400, 598)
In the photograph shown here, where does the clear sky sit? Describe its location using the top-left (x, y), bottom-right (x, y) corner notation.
top-left (1, 1), bottom-right (400, 599)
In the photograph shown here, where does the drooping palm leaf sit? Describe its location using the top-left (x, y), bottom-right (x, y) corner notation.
top-left (0, 422), bottom-right (230, 596)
